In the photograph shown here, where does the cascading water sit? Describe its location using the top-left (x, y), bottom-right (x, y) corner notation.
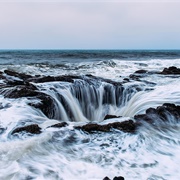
top-left (35, 78), bottom-right (146, 122)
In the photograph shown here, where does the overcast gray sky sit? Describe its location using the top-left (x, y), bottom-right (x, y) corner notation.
top-left (0, 0), bottom-right (180, 49)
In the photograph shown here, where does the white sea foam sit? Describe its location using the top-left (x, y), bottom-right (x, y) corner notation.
top-left (0, 57), bottom-right (180, 179)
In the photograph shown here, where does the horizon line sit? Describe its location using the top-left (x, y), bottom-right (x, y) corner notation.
top-left (0, 48), bottom-right (180, 51)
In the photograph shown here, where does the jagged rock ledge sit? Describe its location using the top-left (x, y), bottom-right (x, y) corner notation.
top-left (159, 66), bottom-right (180, 75)
top-left (11, 122), bottom-right (68, 135)
top-left (11, 124), bottom-right (41, 135)
top-left (10, 103), bottom-right (180, 136)
top-left (75, 120), bottom-right (137, 133)
top-left (134, 103), bottom-right (180, 124)
top-left (1, 66), bottom-right (179, 87)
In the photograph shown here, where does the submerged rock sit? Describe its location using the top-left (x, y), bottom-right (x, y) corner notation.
top-left (75, 120), bottom-right (137, 133)
top-left (12, 124), bottom-right (41, 135)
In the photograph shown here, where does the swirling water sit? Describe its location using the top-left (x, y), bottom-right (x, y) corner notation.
top-left (0, 50), bottom-right (180, 180)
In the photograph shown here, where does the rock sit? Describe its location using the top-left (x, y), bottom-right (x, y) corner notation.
top-left (75, 120), bottom-right (137, 133)
top-left (112, 120), bottom-right (137, 133)
top-left (104, 115), bottom-right (121, 120)
top-left (4, 85), bottom-right (38, 98)
top-left (123, 78), bottom-right (130, 83)
top-left (129, 74), bottom-right (140, 81)
top-left (85, 74), bottom-right (122, 86)
top-left (4, 70), bottom-right (33, 80)
top-left (48, 122), bottom-right (68, 128)
top-left (11, 122), bottom-right (67, 135)
top-left (29, 93), bottom-right (56, 119)
top-left (28, 75), bottom-right (80, 83)
top-left (12, 124), bottom-right (41, 135)
top-left (160, 66), bottom-right (180, 75)
top-left (103, 177), bottom-right (111, 180)
top-left (1, 83), bottom-right (56, 119)
top-left (103, 176), bottom-right (125, 180)
top-left (134, 103), bottom-right (180, 124)
top-left (113, 177), bottom-right (125, 180)
top-left (135, 69), bottom-right (147, 74)
top-left (75, 123), bottom-right (110, 133)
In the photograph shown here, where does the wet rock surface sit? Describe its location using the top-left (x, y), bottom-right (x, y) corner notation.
top-left (134, 103), bottom-right (180, 124)
top-left (159, 66), bottom-right (180, 75)
top-left (4, 70), bottom-right (33, 80)
top-left (113, 177), bottom-right (125, 180)
top-left (48, 122), bottom-right (68, 128)
top-left (11, 124), bottom-right (41, 135)
top-left (1, 83), bottom-right (55, 119)
top-left (103, 176), bottom-right (125, 180)
top-left (10, 103), bottom-right (180, 136)
top-left (75, 120), bottom-right (137, 133)
top-left (28, 75), bottom-right (80, 83)
top-left (11, 122), bottom-right (69, 135)
top-left (130, 66), bottom-right (180, 78)
top-left (104, 114), bottom-right (121, 120)
top-left (1, 69), bottom-right (180, 137)
top-left (0, 69), bottom-right (129, 119)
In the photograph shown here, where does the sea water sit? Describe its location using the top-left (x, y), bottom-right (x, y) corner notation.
top-left (0, 50), bottom-right (180, 180)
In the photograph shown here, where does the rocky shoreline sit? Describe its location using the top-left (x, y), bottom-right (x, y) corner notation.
top-left (0, 66), bottom-right (180, 180)
top-left (0, 66), bottom-right (179, 136)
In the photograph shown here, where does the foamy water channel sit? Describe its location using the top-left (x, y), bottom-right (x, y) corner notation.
top-left (0, 57), bottom-right (180, 180)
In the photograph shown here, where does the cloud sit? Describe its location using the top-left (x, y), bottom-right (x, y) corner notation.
top-left (0, 2), bottom-right (180, 49)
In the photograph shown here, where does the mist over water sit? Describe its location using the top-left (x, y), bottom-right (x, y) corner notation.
top-left (0, 50), bottom-right (180, 180)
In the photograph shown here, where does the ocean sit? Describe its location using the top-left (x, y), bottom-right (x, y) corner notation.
top-left (0, 50), bottom-right (180, 180)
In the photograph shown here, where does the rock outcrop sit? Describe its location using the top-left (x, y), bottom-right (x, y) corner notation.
top-left (159, 66), bottom-right (180, 75)
top-left (75, 120), bottom-right (137, 133)
top-left (134, 103), bottom-right (180, 124)
top-left (12, 124), bottom-right (41, 135)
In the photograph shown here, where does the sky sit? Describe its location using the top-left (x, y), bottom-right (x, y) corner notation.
top-left (0, 0), bottom-right (180, 49)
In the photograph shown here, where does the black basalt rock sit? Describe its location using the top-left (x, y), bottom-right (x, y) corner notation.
top-left (4, 70), bottom-right (33, 80)
top-left (1, 83), bottom-right (56, 119)
top-left (160, 66), bottom-right (180, 75)
top-left (29, 93), bottom-right (56, 119)
top-left (75, 120), bottom-right (137, 133)
top-left (4, 85), bottom-right (38, 99)
top-left (12, 124), bottom-right (41, 135)
top-left (103, 176), bottom-right (125, 180)
top-left (134, 103), bottom-right (180, 124)
top-left (104, 114), bottom-right (121, 120)
top-left (103, 177), bottom-right (111, 180)
top-left (134, 69), bottom-right (147, 74)
top-left (48, 122), bottom-right (68, 128)
top-left (113, 176), bottom-right (125, 180)
top-left (28, 75), bottom-right (80, 83)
